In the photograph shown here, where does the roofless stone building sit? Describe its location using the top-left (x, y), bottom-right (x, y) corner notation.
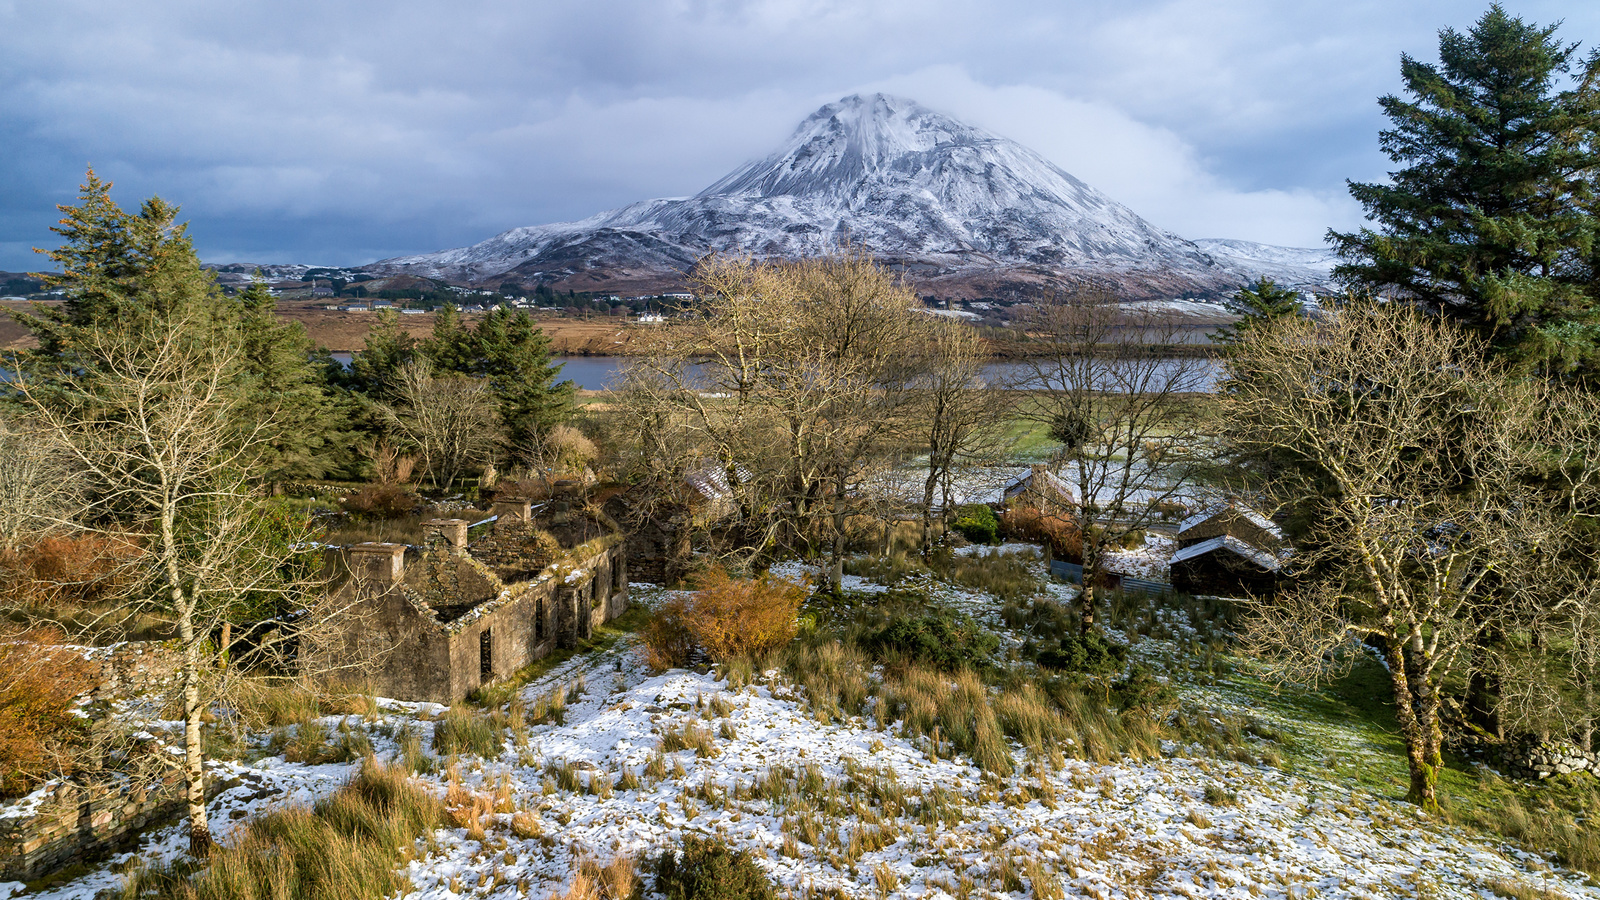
top-left (326, 498), bottom-right (627, 704)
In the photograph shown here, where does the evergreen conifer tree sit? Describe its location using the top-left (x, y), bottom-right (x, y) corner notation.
top-left (236, 278), bottom-right (348, 482)
top-left (349, 308), bottom-right (418, 399)
top-left (1209, 277), bottom-right (1304, 345)
top-left (1329, 5), bottom-right (1600, 376)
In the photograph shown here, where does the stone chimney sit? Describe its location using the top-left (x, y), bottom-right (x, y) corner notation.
top-left (490, 498), bottom-right (533, 528)
top-left (346, 542), bottom-right (407, 584)
top-left (423, 518), bottom-right (469, 552)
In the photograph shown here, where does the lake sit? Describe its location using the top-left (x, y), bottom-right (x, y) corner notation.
top-left (320, 353), bottom-right (1222, 393)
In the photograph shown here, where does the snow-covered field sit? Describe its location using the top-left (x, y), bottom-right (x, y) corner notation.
top-left (7, 568), bottom-right (1597, 900)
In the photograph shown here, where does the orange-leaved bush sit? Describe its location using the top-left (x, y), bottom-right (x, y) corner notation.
top-left (684, 569), bottom-right (808, 662)
top-left (1000, 505), bottom-right (1083, 563)
top-left (643, 569), bottom-right (809, 669)
top-left (0, 627), bottom-right (97, 797)
top-left (643, 594), bottom-right (698, 671)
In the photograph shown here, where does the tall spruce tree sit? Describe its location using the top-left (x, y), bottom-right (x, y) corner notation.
top-left (236, 278), bottom-right (348, 483)
top-left (1329, 5), bottom-right (1600, 376)
top-left (417, 305), bottom-right (574, 462)
top-left (8, 172), bottom-right (328, 854)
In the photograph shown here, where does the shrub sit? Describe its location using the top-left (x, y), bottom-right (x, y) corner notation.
top-left (646, 570), bottom-right (808, 669)
top-left (998, 505), bottom-right (1082, 562)
top-left (643, 595), bottom-right (697, 670)
top-left (541, 425), bottom-right (599, 474)
top-left (0, 628), bottom-right (96, 797)
top-left (341, 483), bottom-right (418, 520)
top-left (1034, 632), bottom-right (1126, 676)
top-left (651, 834), bottom-right (777, 900)
top-left (683, 570), bottom-right (807, 662)
top-left (0, 531), bottom-right (141, 611)
top-left (867, 608), bottom-right (999, 671)
top-left (951, 504), bottom-right (1000, 545)
top-left (1111, 664), bottom-right (1177, 718)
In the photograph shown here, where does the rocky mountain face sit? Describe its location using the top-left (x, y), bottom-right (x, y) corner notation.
top-left (372, 94), bottom-right (1338, 300)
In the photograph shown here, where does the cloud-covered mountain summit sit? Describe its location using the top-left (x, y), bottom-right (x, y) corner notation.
top-left (374, 94), bottom-right (1334, 298)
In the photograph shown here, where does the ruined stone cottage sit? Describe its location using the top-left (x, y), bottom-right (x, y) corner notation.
top-left (327, 497), bottom-right (627, 704)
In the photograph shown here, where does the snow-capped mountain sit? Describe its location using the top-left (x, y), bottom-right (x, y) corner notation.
top-left (373, 94), bottom-right (1334, 299)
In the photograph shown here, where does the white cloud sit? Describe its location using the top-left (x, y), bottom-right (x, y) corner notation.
top-left (859, 67), bottom-right (1361, 246)
top-left (0, 0), bottom-right (1595, 268)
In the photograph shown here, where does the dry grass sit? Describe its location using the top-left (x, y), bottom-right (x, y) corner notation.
top-left (551, 855), bottom-right (638, 900)
top-left (433, 706), bottom-right (506, 759)
top-left (120, 759), bottom-right (444, 900)
top-left (227, 679), bottom-right (378, 730)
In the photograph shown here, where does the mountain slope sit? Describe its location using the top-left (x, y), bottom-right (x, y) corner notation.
top-left (374, 94), bottom-right (1327, 299)
top-left (1194, 238), bottom-right (1339, 293)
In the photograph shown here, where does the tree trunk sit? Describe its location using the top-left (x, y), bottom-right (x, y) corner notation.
top-left (178, 610), bottom-right (214, 856)
top-left (1078, 543), bottom-right (1099, 635)
top-left (164, 505), bottom-right (213, 856)
top-left (920, 467), bottom-right (939, 559)
top-left (1382, 637), bottom-right (1440, 813)
top-left (1581, 673), bottom-right (1595, 754)
top-left (829, 470), bottom-right (847, 594)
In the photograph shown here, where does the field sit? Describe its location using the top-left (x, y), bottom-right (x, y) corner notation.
top-left (14, 549), bottom-right (1600, 900)
top-left (0, 299), bottom-right (638, 355)
top-left (273, 302), bottom-right (638, 354)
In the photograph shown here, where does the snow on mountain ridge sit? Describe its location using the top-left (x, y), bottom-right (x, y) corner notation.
top-left (1192, 238), bottom-right (1339, 292)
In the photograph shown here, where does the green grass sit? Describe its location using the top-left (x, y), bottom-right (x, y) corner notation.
top-left (1190, 648), bottom-right (1600, 878)
top-left (469, 602), bottom-right (648, 708)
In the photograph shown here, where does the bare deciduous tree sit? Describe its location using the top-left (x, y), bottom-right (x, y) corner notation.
top-left (617, 251), bottom-right (928, 585)
top-left (11, 305), bottom-right (370, 855)
top-left (911, 318), bottom-right (1013, 557)
top-left (1016, 290), bottom-right (1209, 631)
top-left (1215, 300), bottom-right (1559, 813)
top-left (0, 416), bottom-right (82, 554)
top-left (380, 358), bottom-right (500, 491)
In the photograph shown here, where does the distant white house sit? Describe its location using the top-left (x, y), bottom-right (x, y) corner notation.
top-left (637, 313), bottom-right (666, 324)
top-left (341, 304), bottom-right (370, 312)
top-left (401, 309), bottom-right (428, 315)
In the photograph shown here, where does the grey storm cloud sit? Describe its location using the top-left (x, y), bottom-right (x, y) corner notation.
top-left (2, 0), bottom-right (1597, 270)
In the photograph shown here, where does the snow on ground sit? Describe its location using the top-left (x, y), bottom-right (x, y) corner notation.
top-left (10, 561), bottom-right (1599, 900)
top-left (1101, 532), bottom-right (1176, 581)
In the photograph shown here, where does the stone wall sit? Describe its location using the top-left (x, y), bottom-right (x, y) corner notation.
top-left (328, 536), bottom-right (628, 704)
top-left (0, 772), bottom-right (227, 882)
top-left (84, 642), bottom-right (181, 702)
top-left (1473, 737), bottom-right (1600, 780)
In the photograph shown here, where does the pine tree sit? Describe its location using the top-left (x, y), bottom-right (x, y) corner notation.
top-left (464, 307), bottom-right (575, 458)
top-left (349, 308), bottom-right (418, 399)
top-left (236, 278), bottom-right (348, 483)
top-left (1329, 5), bottom-right (1600, 376)
top-left (1209, 277), bottom-right (1304, 345)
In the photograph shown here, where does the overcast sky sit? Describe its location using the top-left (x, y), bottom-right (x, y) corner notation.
top-left (3, 0), bottom-right (1596, 271)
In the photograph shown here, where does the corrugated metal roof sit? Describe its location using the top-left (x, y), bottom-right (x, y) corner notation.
top-left (1177, 501), bottom-right (1281, 539)
top-left (1169, 535), bottom-right (1285, 572)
